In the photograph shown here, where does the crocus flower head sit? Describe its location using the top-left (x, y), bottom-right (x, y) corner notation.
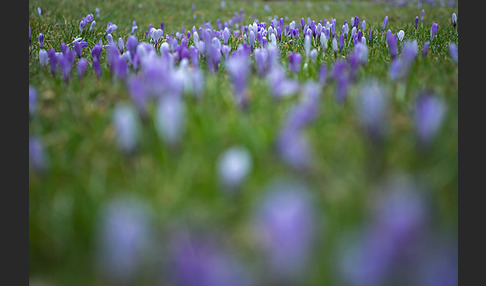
top-left (155, 95), bottom-right (186, 147)
top-left (430, 23), bottom-right (439, 42)
top-left (421, 9), bottom-right (425, 21)
top-left (382, 16), bottom-right (389, 32)
top-left (254, 179), bottom-right (316, 281)
top-left (30, 135), bottom-right (49, 176)
top-left (226, 50), bottom-right (250, 107)
top-left (288, 52), bottom-right (302, 73)
top-left (48, 48), bottom-right (57, 75)
top-left (422, 41), bottom-right (430, 58)
top-left (356, 80), bottom-right (389, 141)
top-left (414, 92), bottom-right (446, 146)
top-left (77, 58), bottom-right (88, 80)
top-left (452, 13), bottom-right (457, 28)
top-left (338, 34), bottom-right (344, 52)
top-left (449, 43), bottom-right (458, 63)
top-left (74, 41), bottom-right (82, 58)
top-left (112, 103), bottom-right (140, 154)
top-left (387, 32), bottom-right (398, 59)
top-left (29, 85), bottom-right (37, 116)
top-left (415, 16), bottom-right (419, 30)
top-left (217, 146), bottom-right (252, 192)
top-left (397, 30), bottom-right (405, 41)
top-left (38, 33), bottom-right (44, 48)
top-left (95, 196), bottom-right (153, 284)
top-left (39, 49), bottom-right (48, 67)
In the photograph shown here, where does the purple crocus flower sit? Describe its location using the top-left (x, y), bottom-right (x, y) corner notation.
top-left (95, 196), bottom-right (153, 284)
top-left (254, 179), bottom-right (315, 281)
top-left (112, 104), bottom-right (140, 154)
top-left (29, 25), bottom-right (31, 46)
top-left (29, 136), bottom-right (48, 173)
top-left (382, 16), bottom-right (389, 33)
top-left (226, 51), bottom-right (250, 108)
top-left (74, 41), bottom-right (82, 58)
top-left (249, 30), bottom-right (255, 50)
top-left (93, 59), bottom-right (102, 78)
top-left (422, 41), bottom-right (430, 58)
top-left (29, 85), bottom-right (37, 116)
top-left (96, 7), bottom-right (100, 19)
top-left (89, 20), bottom-right (97, 32)
top-left (338, 34), bottom-right (344, 52)
top-left (117, 37), bottom-right (125, 53)
top-left (387, 32), bottom-right (398, 59)
top-left (369, 28), bottom-right (373, 43)
top-left (421, 9), bottom-right (425, 22)
top-left (452, 13), bottom-right (457, 28)
top-left (166, 229), bottom-right (252, 286)
top-left (254, 48), bottom-right (268, 77)
top-left (105, 22), bottom-right (118, 34)
top-left (127, 76), bottom-right (148, 116)
top-left (288, 52), bottom-right (302, 73)
top-left (77, 58), bottom-right (88, 80)
top-left (356, 80), bottom-right (389, 141)
top-left (414, 93), bottom-right (446, 146)
top-left (126, 35), bottom-right (138, 59)
top-left (430, 23), bottom-right (439, 42)
top-left (415, 16), bottom-right (419, 30)
top-left (91, 42), bottom-right (102, 62)
top-left (449, 43), bottom-right (458, 63)
top-left (38, 33), bottom-right (44, 48)
top-left (60, 42), bottom-right (68, 54)
top-left (37, 7), bottom-right (42, 16)
top-left (39, 49), bottom-right (48, 67)
top-left (48, 48), bottom-right (57, 75)
top-left (155, 95), bottom-right (186, 147)
top-left (318, 64), bottom-right (327, 85)
top-left (59, 50), bottom-right (75, 82)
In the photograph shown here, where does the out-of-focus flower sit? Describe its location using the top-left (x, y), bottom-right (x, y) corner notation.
top-left (430, 23), bottom-right (439, 42)
top-left (422, 41), bottom-right (430, 58)
top-left (332, 36), bottom-right (338, 56)
top-left (165, 228), bottom-right (252, 286)
top-left (357, 80), bottom-right (388, 141)
top-left (386, 32), bottom-right (398, 59)
top-left (93, 59), bottom-right (102, 78)
top-left (117, 37), bottom-right (125, 53)
top-left (217, 146), bottom-right (252, 192)
top-left (131, 21), bottom-right (138, 34)
top-left (39, 49), bottom-right (48, 67)
top-left (48, 48), bottom-right (57, 75)
top-left (95, 7), bottom-right (100, 19)
top-left (155, 95), bottom-right (186, 147)
top-left (90, 20), bottom-right (96, 32)
top-left (73, 57), bottom-right (87, 80)
top-left (449, 43), bottom-right (458, 63)
top-left (338, 34), bottom-right (344, 52)
top-left (37, 7), bottom-right (42, 16)
top-left (29, 135), bottom-right (48, 173)
top-left (112, 103), bottom-right (140, 154)
top-left (421, 9), bottom-right (425, 22)
top-left (253, 179), bottom-right (316, 281)
top-left (415, 16), bottom-right (419, 30)
top-left (95, 196), bottom-right (153, 285)
top-left (414, 92), bottom-right (446, 146)
top-left (226, 50), bottom-right (250, 108)
top-left (59, 50), bottom-right (76, 82)
top-left (451, 13), bottom-right (457, 28)
top-left (29, 85), bottom-right (37, 116)
top-left (289, 52), bottom-right (302, 74)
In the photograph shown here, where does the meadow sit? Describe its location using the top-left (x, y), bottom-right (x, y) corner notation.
top-left (29, 0), bottom-right (458, 285)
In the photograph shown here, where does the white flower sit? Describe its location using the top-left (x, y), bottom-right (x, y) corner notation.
top-left (397, 30), bottom-right (405, 41)
top-left (39, 49), bottom-right (48, 67)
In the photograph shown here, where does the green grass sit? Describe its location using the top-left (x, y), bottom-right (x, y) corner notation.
top-left (29, 0), bottom-right (458, 285)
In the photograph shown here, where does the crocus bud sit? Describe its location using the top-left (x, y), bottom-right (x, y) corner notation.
top-left (223, 27), bottom-right (230, 44)
top-left (48, 48), bottom-right (57, 75)
top-left (449, 43), bottom-right (458, 63)
top-left (397, 30), bottom-right (405, 41)
top-left (289, 52), bottom-right (302, 73)
top-left (118, 37), bottom-right (125, 53)
top-left (304, 34), bottom-right (311, 59)
top-left (155, 96), bottom-right (186, 147)
top-left (29, 136), bottom-right (48, 173)
top-left (112, 103), bottom-right (140, 154)
top-left (356, 80), bottom-right (388, 141)
top-left (338, 34), bottom-right (344, 52)
top-left (74, 41), bottom-right (82, 58)
top-left (452, 13), bottom-right (457, 28)
top-left (38, 33), bottom-right (44, 48)
top-left (29, 85), bottom-right (37, 116)
top-left (368, 28), bottom-right (373, 43)
top-left (430, 23), bottom-right (439, 42)
top-left (77, 58), bottom-right (88, 79)
top-left (39, 49), bottom-right (48, 67)
top-left (414, 16), bottom-right (419, 30)
top-left (382, 16), bottom-right (389, 33)
top-left (421, 9), bottom-right (425, 22)
top-left (422, 41), bottom-right (430, 58)
top-left (332, 37), bottom-right (338, 56)
top-left (414, 93), bottom-right (446, 146)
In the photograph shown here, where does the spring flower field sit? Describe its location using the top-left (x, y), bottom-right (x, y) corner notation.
top-left (29, 0), bottom-right (458, 285)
